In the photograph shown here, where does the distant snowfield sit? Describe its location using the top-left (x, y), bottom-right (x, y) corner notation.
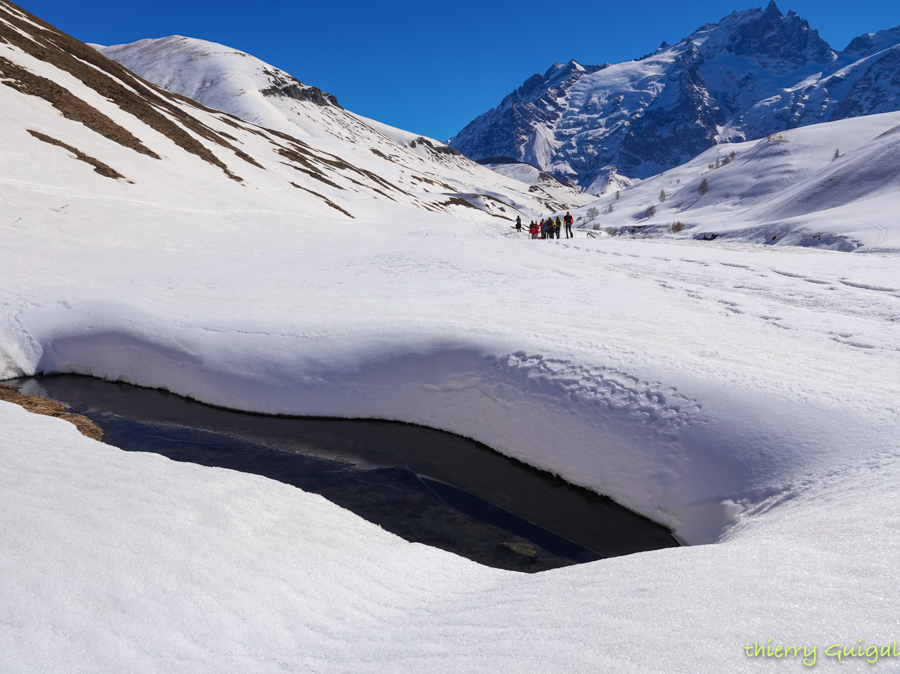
top-left (2, 8), bottom-right (900, 670)
top-left (573, 110), bottom-right (900, 252)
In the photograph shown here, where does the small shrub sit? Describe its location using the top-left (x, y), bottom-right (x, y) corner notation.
top-left (669, 221), bottom-right (685, 233)
top-left (645, 204), bottom-right (657, 218)
top-left (659, 189), bottom-right (666, 203)
top-left (698, 178), bottom-right (710, 196)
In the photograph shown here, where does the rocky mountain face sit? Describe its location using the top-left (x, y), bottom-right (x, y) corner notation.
top-left (450, 1), bottom-right (900, 193)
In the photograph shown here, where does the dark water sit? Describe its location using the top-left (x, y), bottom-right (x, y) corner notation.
top-left (9, 375), bottom-right (679, 572)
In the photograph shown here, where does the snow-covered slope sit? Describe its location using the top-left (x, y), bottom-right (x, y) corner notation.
top-left (571, 110), bottom-right (900, 252)
top-left (2, 2), bottom-right (900, 671)
top-left (451, 1), bottom-right (900, 192)
top-left (100, 35), bottom-right (344, 139)
top-left (96, 35), bottom-right (591, 214)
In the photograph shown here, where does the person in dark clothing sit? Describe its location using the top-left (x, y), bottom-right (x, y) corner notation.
top-left (515, 215), bottom-right (522, 232)
top-left (564, 211), bottom-right (574, 238)
top-left (554, 216), bottom-right (562, 239)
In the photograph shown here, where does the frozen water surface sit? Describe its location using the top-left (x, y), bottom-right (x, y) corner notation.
top-left (10, 375), bottom-right (677, 572)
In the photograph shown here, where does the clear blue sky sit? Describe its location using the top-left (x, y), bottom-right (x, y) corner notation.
top-left (19, 0), bottom-right (900, 140)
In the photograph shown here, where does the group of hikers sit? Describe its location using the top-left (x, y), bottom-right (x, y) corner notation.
top-left (514, 212), bottom-right (575, 240)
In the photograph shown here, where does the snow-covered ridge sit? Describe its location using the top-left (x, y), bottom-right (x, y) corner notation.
top-left (99, 36), bottom-right (344, 137)
top-left (94, 35), bottom-right (591, 214)
top-left (451, 0), bottom-right (900, 192)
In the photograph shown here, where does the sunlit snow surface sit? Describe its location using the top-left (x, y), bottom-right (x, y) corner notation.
top-left (574, 111), bottom-right (900, 251)
top-left (1, 8), bottom-right (900, 671)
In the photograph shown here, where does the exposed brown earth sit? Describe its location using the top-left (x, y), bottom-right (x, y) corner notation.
top-left (217, 114), bottom-right (269, 138)
top-left (0, 0), bottom-right (249, 180)
top-left (290, 182), bottom-right (354, 218)
top-left (281, 164), bottom-right (345, 192)
top-left (440, 196), bottom-right (480, 210)
top-left (264, 126), bottom-right (408, 196)
top-left (0, 383), bottom-right (103, 441)
top-left (28, 129), bottom-right (126, 179)
top-left (0, 55), bottom-right (159, 158)
top-left (370, 148), bottom-right (395, 162)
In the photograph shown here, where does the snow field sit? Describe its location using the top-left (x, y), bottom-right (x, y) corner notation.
top-left (2, 8), bottom-right (900, 669)
top-left (3, 187), bottom-right (898, 545)
top-left (3, 394), bottom-right (899, 673)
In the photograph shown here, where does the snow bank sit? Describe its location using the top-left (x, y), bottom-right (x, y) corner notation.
top-left (3, 391), bottom-right (900, 673)
top-left (4, 223), bottom-right (898, 547)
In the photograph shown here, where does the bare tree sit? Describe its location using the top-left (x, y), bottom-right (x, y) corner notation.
top-left (615, 190), bottom-right (621, 201)
top-left (698, 178), bottom-right (710, 196)
top-left (645, 204), bottom-right (657, 218)
top-left (658, 190), bottom-right (666, 203)
top-left (833, 149), bottom-right (840, 160)
top-left (606, 203), bottom-right (614, 214)
top-left (586, 206), bottom-right (599, 224)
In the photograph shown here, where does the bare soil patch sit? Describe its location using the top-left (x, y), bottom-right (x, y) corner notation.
top-left (0, 1), bottom-right (252, 179)
top-left (0, 383), bottom-right (103, 441)
top-left (28, 129), bottom-right (125, 179)
top-left (290, 182), bottom-right (354, 218)
top-left (0, 55), bottom-right (158, 158)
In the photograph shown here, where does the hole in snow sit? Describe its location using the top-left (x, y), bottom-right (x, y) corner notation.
top-left (8, 375), bottom-right (679, 572)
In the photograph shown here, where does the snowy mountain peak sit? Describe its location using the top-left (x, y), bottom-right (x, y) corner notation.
top-left (843, 26), bottom-right (900, 56)
top-left (99, 36), bottom-right (341, 122)
top-left (712, 1), bottom-right (834, 69)
top-left (450, 4), bottom-right (900, 192)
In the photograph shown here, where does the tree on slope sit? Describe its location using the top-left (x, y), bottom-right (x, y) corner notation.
top-left (698, 178), bottom-right (710, 196)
